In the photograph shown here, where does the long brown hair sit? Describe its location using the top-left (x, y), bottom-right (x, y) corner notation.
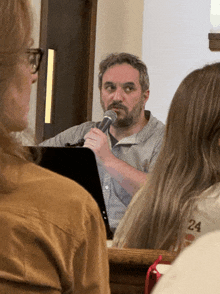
top-left (0, 0), bottom-right (33, 192)
top-left (113, 63), bottom-right (220, 250)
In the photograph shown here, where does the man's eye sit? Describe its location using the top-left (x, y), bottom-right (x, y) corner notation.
top-left (106, 85), bottom-right (115, 92)
top-left (124, 86), bottom-right (133, 93)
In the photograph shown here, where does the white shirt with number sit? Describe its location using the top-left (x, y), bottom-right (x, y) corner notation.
top-left (183, 182), bottom-right (220, 247)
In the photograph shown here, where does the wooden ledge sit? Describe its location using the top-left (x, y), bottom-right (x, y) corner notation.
top-left (108, 247), bottom-right (177, 266)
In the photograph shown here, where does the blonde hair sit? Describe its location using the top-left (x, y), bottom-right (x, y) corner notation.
top-left (0, 0), bottom-right (33, 192)
top-left (114, 63), bottom-right (220, 250)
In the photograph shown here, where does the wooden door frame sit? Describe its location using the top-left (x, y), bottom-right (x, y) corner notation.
top-left (35, 0), bottom-right (98, 143)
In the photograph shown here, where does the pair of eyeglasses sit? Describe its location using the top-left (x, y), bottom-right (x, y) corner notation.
top-left (26, 48), bottom-right (44, 74)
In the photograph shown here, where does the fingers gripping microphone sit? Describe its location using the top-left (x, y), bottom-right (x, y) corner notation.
top-left (66, 110), bottom-right (117, 147)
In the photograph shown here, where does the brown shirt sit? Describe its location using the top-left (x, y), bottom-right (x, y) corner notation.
top-left (0, 160), bottom-right (110, 293)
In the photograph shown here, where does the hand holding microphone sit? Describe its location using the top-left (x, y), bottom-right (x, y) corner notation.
top-left (66, 110), bottom-right (117, 147)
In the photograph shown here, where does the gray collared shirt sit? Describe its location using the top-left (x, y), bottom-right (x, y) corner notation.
top-left (40, 111), bottom-right (165, 231)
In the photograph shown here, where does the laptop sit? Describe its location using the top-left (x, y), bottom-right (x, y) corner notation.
top-left (28, 146), bottom-right (113, 239)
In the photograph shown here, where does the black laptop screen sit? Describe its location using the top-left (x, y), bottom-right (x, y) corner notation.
top-left (29, 146), bottom-right (112, 239)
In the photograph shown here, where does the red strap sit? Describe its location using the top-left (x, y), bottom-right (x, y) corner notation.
top-left (145, 255), bottom-right (163, 294)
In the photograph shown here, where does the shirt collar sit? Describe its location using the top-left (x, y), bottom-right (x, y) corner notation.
top-left (111, 110), bottom-right (152, 146)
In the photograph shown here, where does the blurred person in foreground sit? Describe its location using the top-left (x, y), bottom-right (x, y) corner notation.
top-left (113, 62), bottom-right (220, 251)
top-left (0, 1), bottom-right (110, 293)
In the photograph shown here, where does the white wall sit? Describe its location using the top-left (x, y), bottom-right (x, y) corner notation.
top-left (92, 0), bottom-right (144, 121)
top-left (142, 0), bottom-right (220, 123)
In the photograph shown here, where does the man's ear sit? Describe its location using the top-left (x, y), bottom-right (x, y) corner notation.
top-left (143, 89), bottom-right (150, 104)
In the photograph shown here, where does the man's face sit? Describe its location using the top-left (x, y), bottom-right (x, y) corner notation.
top-left (100, 63), bottom-right (149, 128)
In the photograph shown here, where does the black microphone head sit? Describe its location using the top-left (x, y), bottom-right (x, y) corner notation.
top-left (98, 110), bottom-right (117, 133)
top-left (103, 110), bottom-right (117, 124)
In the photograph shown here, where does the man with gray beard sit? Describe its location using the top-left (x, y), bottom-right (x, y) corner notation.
top-left (40, 53), bottom-right (164, 233)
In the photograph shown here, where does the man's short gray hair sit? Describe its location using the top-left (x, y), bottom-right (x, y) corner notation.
top-left (98, 52), bottom-right (150, 93)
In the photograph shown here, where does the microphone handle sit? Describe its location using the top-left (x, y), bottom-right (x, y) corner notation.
top-left (97, 117), bottom-right (112, 133)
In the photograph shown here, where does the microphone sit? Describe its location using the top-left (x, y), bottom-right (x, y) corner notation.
top-left (65, 110), bottom-right (117, 147)
top-left (97, 110), bottom-right (117, 133)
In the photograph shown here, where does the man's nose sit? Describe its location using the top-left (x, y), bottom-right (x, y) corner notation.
top-left (112, 88), bottom-right (124, 101)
